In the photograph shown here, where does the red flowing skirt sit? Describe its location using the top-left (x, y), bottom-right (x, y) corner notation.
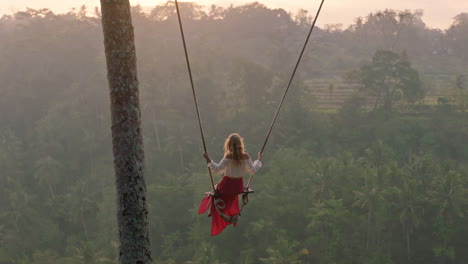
top-left (198, 176), bottom-right (244, 236)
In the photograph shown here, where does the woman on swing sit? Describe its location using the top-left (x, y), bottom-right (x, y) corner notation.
top-left (198, 133), bottom-right (263, 236)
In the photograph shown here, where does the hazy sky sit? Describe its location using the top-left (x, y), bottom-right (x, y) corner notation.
top-left (1, 0), bottom-right (467, 29)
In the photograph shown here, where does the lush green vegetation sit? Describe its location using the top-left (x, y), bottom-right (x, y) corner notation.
top-left (0, 3), bottom-right (467, 264)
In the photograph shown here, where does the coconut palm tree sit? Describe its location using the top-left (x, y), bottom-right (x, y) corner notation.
top-left (68, 242), bottom-right (113, 264)
top-left (395, 175), bottom-right (420, 262)
top-left (353, 168), bottom-right (381, 250)
top-left (100, 0), bottom-right (151, 263)
top-left (259, 236), bottom-right (307, 264)
top-left (33, 155), bottom-right (62, 199)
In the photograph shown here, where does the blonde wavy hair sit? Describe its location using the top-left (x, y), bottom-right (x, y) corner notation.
top-left (224, 133), bottom-right (245, 165)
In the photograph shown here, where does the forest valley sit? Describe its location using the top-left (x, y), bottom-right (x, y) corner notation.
top-left (0, 2), bottom-right (467, 264)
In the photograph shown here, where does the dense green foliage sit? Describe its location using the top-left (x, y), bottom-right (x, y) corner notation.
top-left (0, 2), bottom-right (467, 264)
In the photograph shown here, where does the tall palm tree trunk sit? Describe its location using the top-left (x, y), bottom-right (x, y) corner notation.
top-left (100, 1), bottom-right (152, 263)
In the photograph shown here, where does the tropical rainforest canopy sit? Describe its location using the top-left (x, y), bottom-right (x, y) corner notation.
top-left (0, 2), bottom-right (467, 264)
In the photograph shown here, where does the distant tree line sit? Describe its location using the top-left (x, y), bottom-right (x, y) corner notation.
top-left (0, 2), bottom-right (466, 264)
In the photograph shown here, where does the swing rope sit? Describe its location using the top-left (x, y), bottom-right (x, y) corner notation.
top-left (174, 0), bottom-right (326, 193)
top-left (245, 0), bottom-right (326, 190)
top-left (174, 0), bottom-right (215, 191)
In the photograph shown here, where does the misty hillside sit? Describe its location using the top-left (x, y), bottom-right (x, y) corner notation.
top-left (0, 2), bottom-right (467, 264)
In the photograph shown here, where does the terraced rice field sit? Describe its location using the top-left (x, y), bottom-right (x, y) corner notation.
top-left (303, 78), bottom-right (358, 111)
top-left (304, 76), bottom-right (448, 112)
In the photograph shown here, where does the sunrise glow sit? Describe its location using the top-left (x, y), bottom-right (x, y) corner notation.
top-left (0, 0), bottom-right (467, 29)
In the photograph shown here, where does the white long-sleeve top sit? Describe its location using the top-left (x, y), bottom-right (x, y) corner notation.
top-left (208, 157), bottom-right (262, 178)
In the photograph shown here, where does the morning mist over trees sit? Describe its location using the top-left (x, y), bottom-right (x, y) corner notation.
top-left (0, 1), bottom-right (467, 264)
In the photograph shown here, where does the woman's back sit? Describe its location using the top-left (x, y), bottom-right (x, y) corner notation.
top-left (208, 153), bottom-right (262, 178)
